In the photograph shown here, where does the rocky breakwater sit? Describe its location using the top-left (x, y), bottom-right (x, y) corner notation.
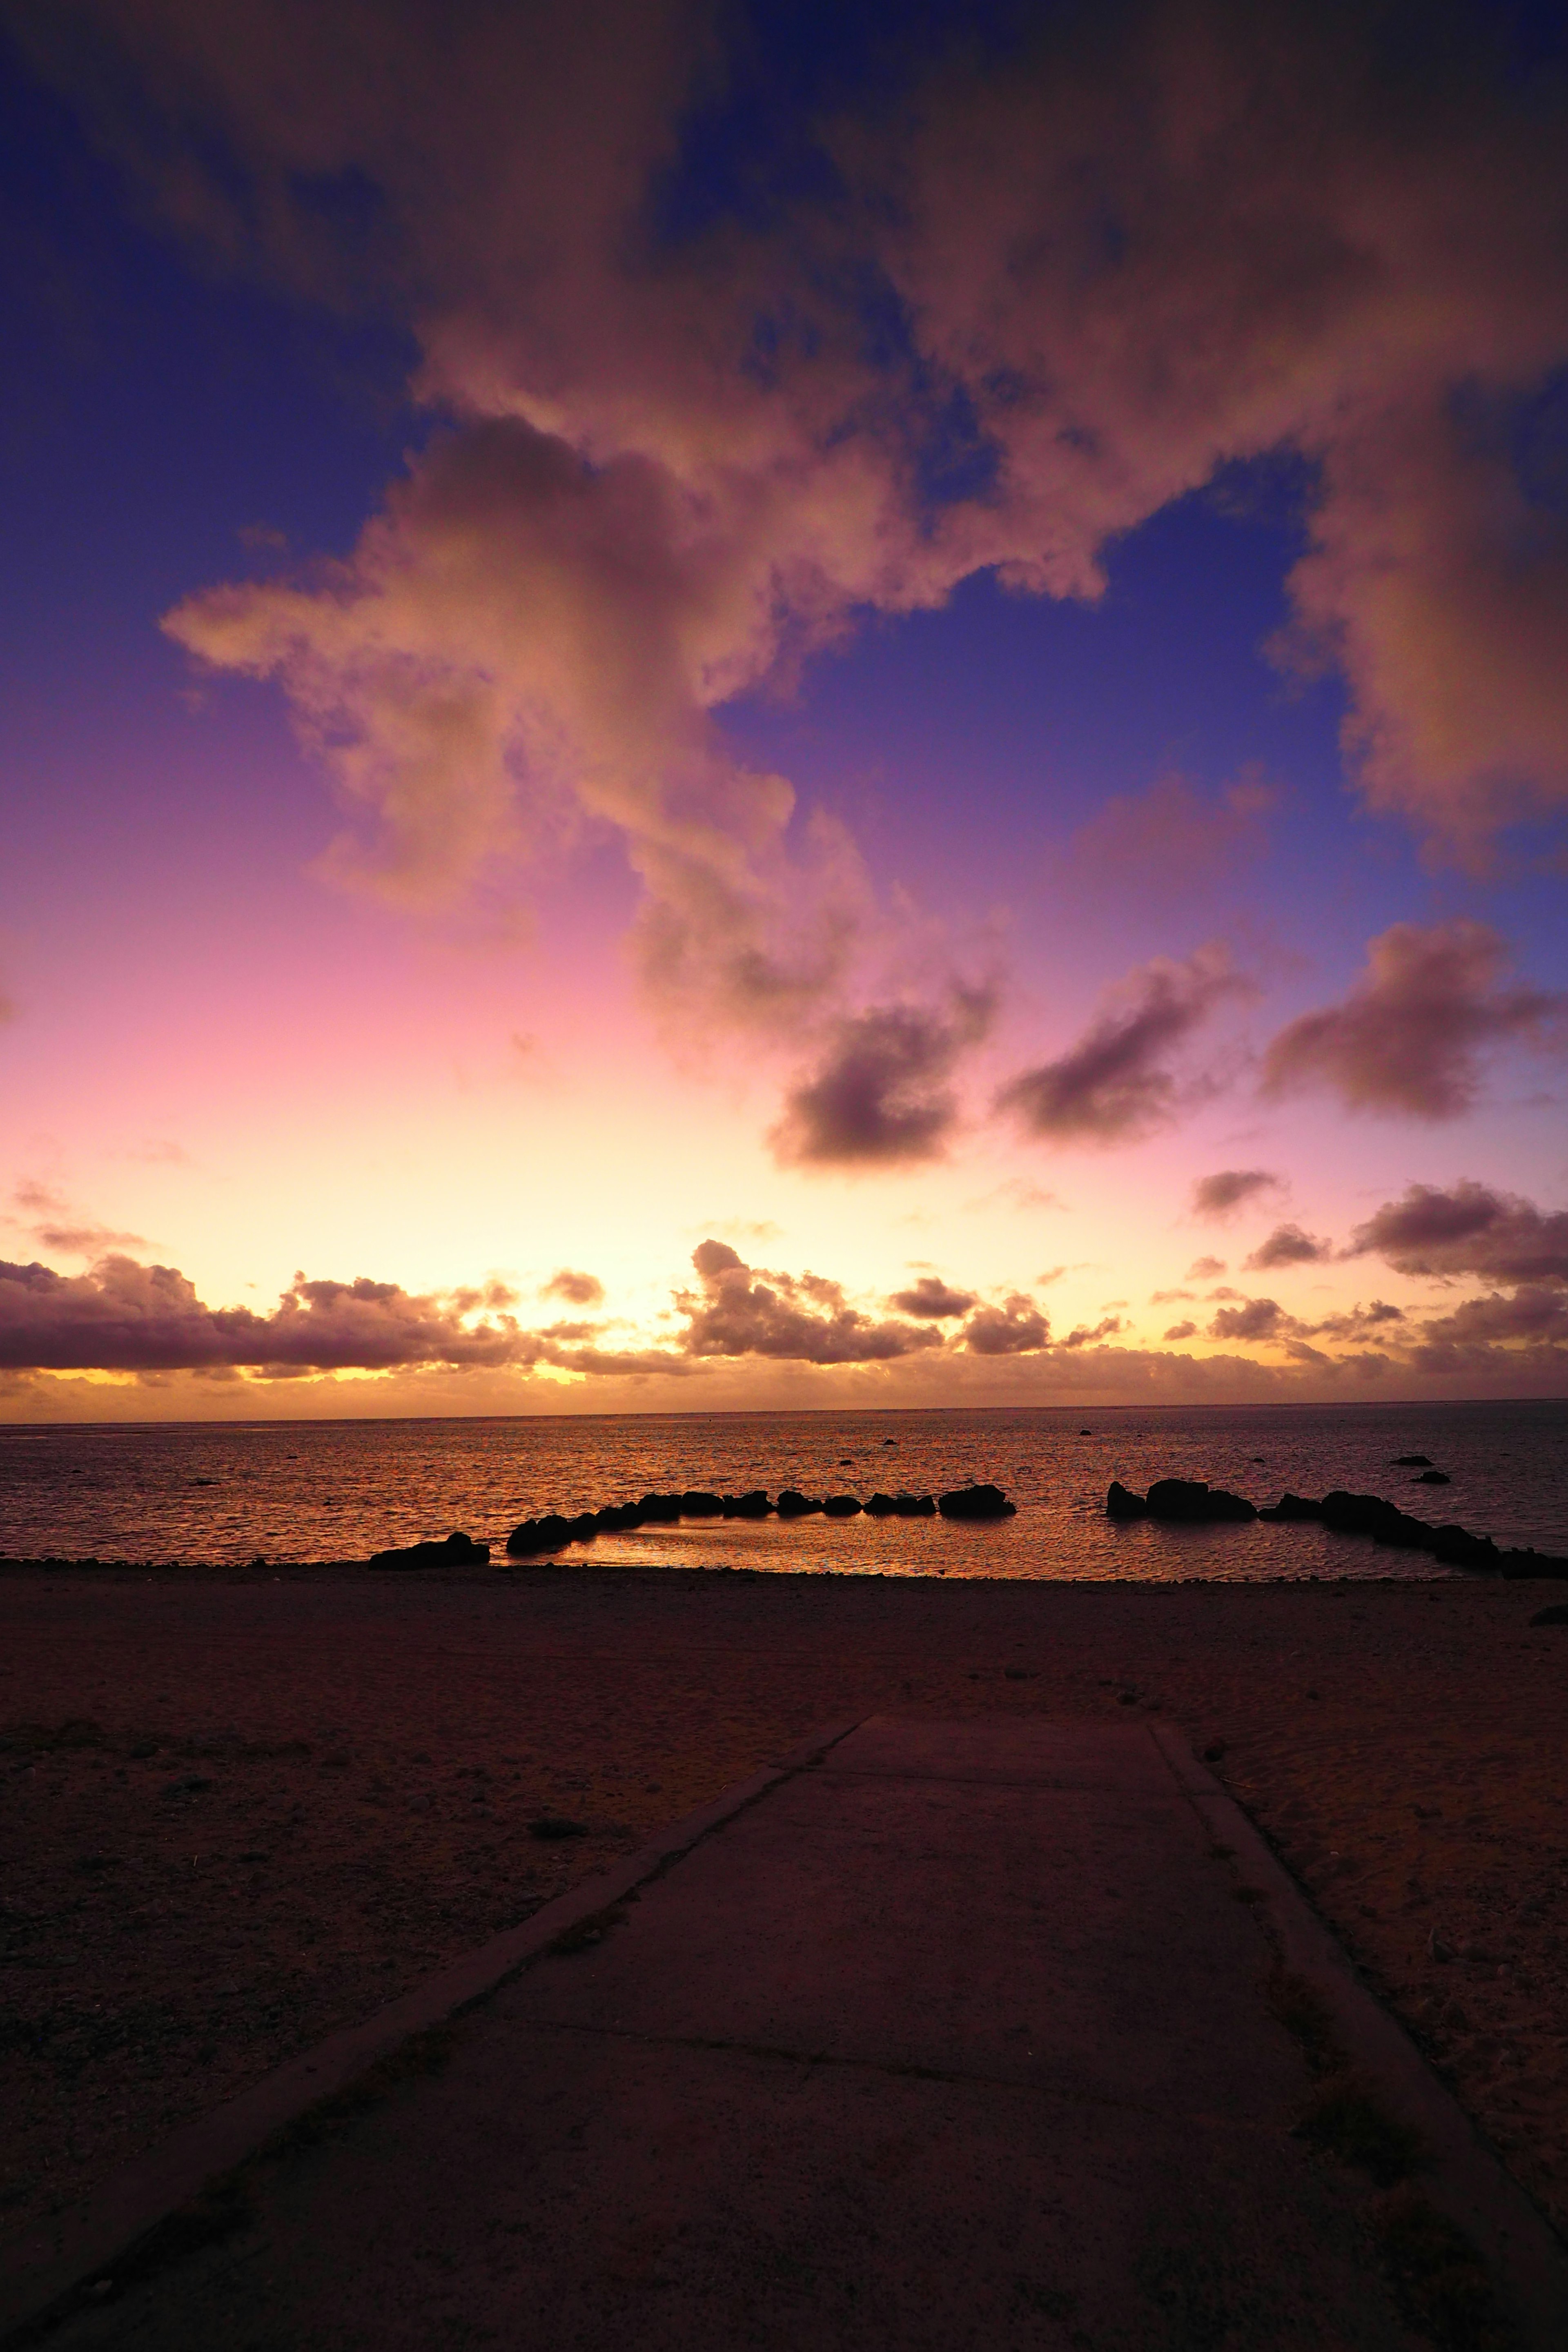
top-left (1105, 1479), bottom-right (1568, 1578)
top-left (369, 1530), bottom-right (490, 1569)
top-left (505, 1481), bottom-right (1015, 1557)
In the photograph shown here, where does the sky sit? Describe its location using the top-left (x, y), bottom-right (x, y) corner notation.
top-left (1, 0), bottom-right (1566, 1421)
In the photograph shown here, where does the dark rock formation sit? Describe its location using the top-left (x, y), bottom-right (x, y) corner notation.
top-left (1145, 1479), bottom-right (1256, 1523)
top-left (1530, 1604), bottom-right (1568, 1626)
top-left (776, 1490), bottom-right (822, 1517)
top-left (1107, 1481), bottom-right (1147, 1520)
top-left (938, 1483), bottom-right (1016, 1520)
top-left (637, 1492), bottom-right (682, 1522)
top-left (864, 1493), bottom-right (896, 1516)
top-left (371, 1530), bottom-right (489, 1569)
top-left (894, 1493), bottom-right (937, 1516)
top-left (1258, 1494), bottom-right (1323, 1521)
top-left (823, 1494), bottom-right (862, 1517)
top-left (1413, 1470), bottom-right (1451, 1484)
top-left (506, 1513), bottom-right (574, 1556)
top-left (682, 1490), bottom-right (724, 1517)
top-left (723, 1491), bottom-right (773, 1517)
top-left (1392, 1454), bottom-right (1433, 1467)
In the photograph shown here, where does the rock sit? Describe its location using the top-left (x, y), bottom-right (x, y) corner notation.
top-left (722, 1490), bottom-right (772, 1517)
top-left (1078, 1428), bottom-right (1092, 1435)
top-left (893, 1493), bottom-right (936, 1516)
top-left (1258, 1493), bottom-right (1323, 1521)
top-left (682, 1490), bottom-right (724, 1517)
top-left (937, 1483), bottom-right (1016, 1520)
top-left (1145, 1478), bottom-right (1256, 1523)
top-left (864, 1492), bottom-right (896, 1516)
top-left (1529, 1603), bottom-right (1568, 1625)
top-left (1106, 1481), bottom-right (1147, 1520)
top-left (595, 1503), bottom-right (641, 1531)
top-left (1412, 1470), bottom-right (1451, 1484)
top-left (505, 1513), bottom-right (573, 1557)
top-left (371, 1530), bottom-right (490, 1568)
top-left (637, 1492), bottom-right (682, 1522)
top-left (776, 1490), bottom-right (822, 1517)
top-left (1392, 1454), bottom-right (1433, 1467)
top-left (527, 1815), bottom-right (588, 1840)
top-left (823, 1494), bottom-right (862, 1517)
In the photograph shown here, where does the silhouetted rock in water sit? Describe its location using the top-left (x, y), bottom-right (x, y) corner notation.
top-left (864, 1493), bottom-right (896, 1516)
top-left (1079, 1428), bottom-right (1093, 1436)
top-left (1392, 1454), bottom-right (1433, 1467)
top-left (823, 1494), bottom-right (862, 1517)
top-left (896, 1493), bottom-right (937, 1516)
top-left (1413, 1470), bottom-right (1452, 1484)
top-left (1106, 1481), bottom-right (1147, 1520)
top-left (938, 1483), bottom-right (1016, 1520)
top-left (371, 1530), bottom-right (489, 1569)
top-left (506, 1513), bottom-right (574, 1556)
top-left (682, 1490), bottom-right (724, 1517)
top-left (637, 1492), bottom-right (681, 1522)
top-left (1530, 1603), bottom-right (1568, 1625)
top-left (1258, 1494), bottom-right (1324, 1521)
top-left (720, 1490), bottom-right (772, 1518)
top-left (1145, 1479), bottom-right (1256, 1523)
top-left (595, 1503), bottom-right (642, 1531)
top-left (776, 1490), bottom-right (822, 1517)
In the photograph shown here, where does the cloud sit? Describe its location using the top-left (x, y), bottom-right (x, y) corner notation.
top-left (1186, 1256), bottom-right (1226, 1280)
top-left (1348, 1180), bottom-right (1568, 1284)
top-left (1061, 1315), bottom-right (1123, 1348)
top-left (1207, 1296), bottom-right (1287, 1342)
top-left (887, 1275), bottom-right (977, 1319)
top-left (0, 1256), bottom-right (531, 1372)
top-left (996, 944), bottom-right (1246, 1144)
top-left (1192, 1169), bottom-right (1281, 1221)
top-left (1067, 773), bottom-right (1275, 895)
top-left (20, 0), bottom-right (1568, 1108)
top-left (543, 1267), bottom-right (605, 1306)
top-left (677, 1239), bottom-right (942, 1363)
top-left (9, 1180), bottom-right (146, 1257)
top-left (1263, 922), bottom-right (1564, 1118)
top-left (961, 1293), bottom-right (1050, 1355)
top-left (1150, 1288), bottom-right (1195, 1305)
top-left (1163, 1319), bottom-right (1198, 1341)
top-left (770, 987), bottom-right (994, 1168)
top-left (1244, 1222), bottom-right (1329, 1270)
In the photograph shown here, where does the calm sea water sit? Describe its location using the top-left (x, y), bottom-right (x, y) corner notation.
top-left (1, 1400), bottom-right (1564, 1580)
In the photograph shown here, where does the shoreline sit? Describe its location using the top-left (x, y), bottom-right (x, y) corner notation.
top-left (4, 1561), bottom-right (1567, 2259)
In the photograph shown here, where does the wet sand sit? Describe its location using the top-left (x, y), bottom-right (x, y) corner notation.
top-left (2, 1560), bottom-right (1566, 2253)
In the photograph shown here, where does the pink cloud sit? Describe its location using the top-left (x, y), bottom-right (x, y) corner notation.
top-left (996, 944), bottom-right (1247, 1144)
top-left (770, 988), bottom-right (994, 1167)
top-left (1263, 921), bottom-right (1563, 1117)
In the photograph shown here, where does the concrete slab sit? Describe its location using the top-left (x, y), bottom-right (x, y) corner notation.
top-left (20, 1719), bottom-right (1566, 2349)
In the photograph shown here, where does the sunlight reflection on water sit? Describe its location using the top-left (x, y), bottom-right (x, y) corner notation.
top-left (1, 1399), bottom-right (1564, 1578)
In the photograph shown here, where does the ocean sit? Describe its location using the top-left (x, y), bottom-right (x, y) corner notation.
top-left (1, 1398), bottom-right (1564, 1579)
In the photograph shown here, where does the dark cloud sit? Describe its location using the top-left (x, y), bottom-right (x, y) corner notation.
top-left (1244, 1223), bottom-right (1329, 1270)
top-left (0, 1257), bottom-right (529, 1372)
top-left (771, 990), bottom-right (994, 1168)
top-left (677, 1240), bottom-right (942, 1363)
top-left (543, 1267), bottom-right (605, 1306)
top-left (1163, 1319), bottom-right (1198, 1341)
top-left (1192, 1168), bottom-right (1281, 1221)
top-left (996, 946), bottom-right (1245, 1145)
top-left (1412, 1287), bottom-right (1568, 1349)
top-left (1311, 1300), bottom-right (1405, 1339)
top-left (1263, 923), bottom-right (1563, 1118)
top-left (887, 1276), bottom-right (977, 1319)
top-left (1061, 1316), bottom-right (1123, 1348)
top-left (1348, 1180), bottom-right (1568, 1285)
top-left (1207, 1296), bottom-right (1286, 1342)
top-left (961, 1294), bottom-right (1050, 1355)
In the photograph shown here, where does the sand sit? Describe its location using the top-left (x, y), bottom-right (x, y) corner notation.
top-left (2, 1559), bottom-right (1566, 2257)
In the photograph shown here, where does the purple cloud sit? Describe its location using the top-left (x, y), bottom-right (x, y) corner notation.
top-left (771, 991), bottom-right (994, 1169)
top-left (887, 1276), bottom-right (978, 1319)
top-left (543, 1267), bottom-right (606, 1306)
top-left (997, 946), bottom-right (1246, 1145)
top-left (1244, 1223), bottom-right (1330, 1270)
top-left (961, 1294), bottom-right (1051, 1355)
top-left (1263, 923), bottom-right (1563, 1118)
top-left (677, 1241), bottom-right (942, 1363)
top-left (1347, 1180), bottom-right (1568, 1284)
top-left (1192, 1169), bottom-right (1281, 1221)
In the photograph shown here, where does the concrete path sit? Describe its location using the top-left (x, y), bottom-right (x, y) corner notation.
top-left (27, 1721), bottom-right (1552, 2347)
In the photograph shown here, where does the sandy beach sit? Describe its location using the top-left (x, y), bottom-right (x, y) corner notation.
top-left (3, 1559), bottom-right (1566, 2259)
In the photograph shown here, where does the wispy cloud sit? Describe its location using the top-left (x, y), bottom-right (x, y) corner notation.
top-left (997, 946), bottom-right (1247, 1144)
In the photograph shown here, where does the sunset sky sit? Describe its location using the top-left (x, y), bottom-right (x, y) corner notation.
top-left (2, 0), bottom-right (1566, 1419)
